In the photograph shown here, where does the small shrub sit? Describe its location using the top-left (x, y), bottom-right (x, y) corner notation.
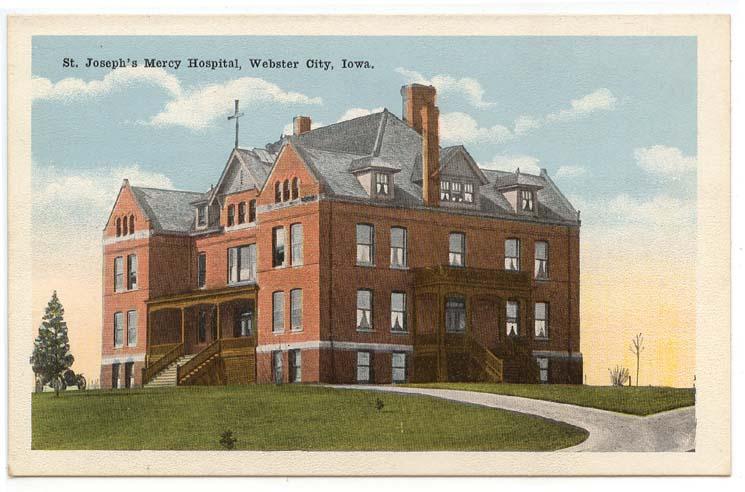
top-left (375, 398), bottom-right (385, 412)
top-left (219, 430), bottom-right (237, 450)
top-left (608, 365), bottom-right (630, 386)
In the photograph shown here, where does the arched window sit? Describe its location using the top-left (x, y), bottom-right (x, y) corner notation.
top-left (227, 204), bottom-right (235, 226)
top-left (249, 199), bottom-right (256, 223)
top-left (116, 218), bottom-right (121, 237)
top-left (122, 216), bottom-right (128, 235)
top-left (282, 179), bottom-right (290, 202)
top-left (291, 177), bottom-right (299, 200)
top-left (129, 215), bottom-right (135, 234)
top-left (274, 181), bottom-right (282, 203)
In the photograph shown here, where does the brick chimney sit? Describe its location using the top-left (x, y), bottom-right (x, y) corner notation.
top-left (293, 116), bottom-right (312, 136)
top-left (401, 84), bottom-right (440, 206)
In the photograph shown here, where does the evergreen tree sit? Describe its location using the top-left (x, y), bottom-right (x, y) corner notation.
top-left (30, 291), bottom-right (74, 396)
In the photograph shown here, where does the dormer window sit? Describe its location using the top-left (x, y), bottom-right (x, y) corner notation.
top-left (375, 173), bottom-right (389, 195)
top-left (521, 190), bottom-right (534, 211)
top-left (440, 181), bottom-right (450, 201)
top-left (197, 205), bottom-right (207, 227)
top-left (464, 183), bottom-right (474, 203)
top-left (440, 179), bottom-right (477, 205)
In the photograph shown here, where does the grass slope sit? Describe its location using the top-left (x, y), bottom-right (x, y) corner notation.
top-left (404, 383), bottom-right (695, 416)
top-left (32, 384), bottom-right (587, 451)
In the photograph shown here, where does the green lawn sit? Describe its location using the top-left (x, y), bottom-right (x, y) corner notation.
top-left (32, 384), bottom-right (587, 451)
top-left (404, 383), bottom-right (695, 416)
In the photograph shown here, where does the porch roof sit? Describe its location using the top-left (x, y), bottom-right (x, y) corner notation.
top-left (146, 284), bottom-right (258, 312)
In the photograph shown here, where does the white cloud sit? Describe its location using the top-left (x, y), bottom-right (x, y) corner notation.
top-left (396, 67), bottom-right (496, 108)
top-left (440, 112), bottom-right (513, 144)
top-left (147, 77), bottom-right (322, 131)
top-left (480, 155), bottom-right (542, 175)
top-left (554, 165), bottom-right (587, 179)
top-left (545, 88), bottom-right (618, 123)
top-left (634, 145), bottom-right (697, 175)
top-left (336, 107), bottom-right (385, 122)
top-left (282, 120), bottom-right (325, 136)
top-left (513, 114), bottom-right (542, 136)
top-left (570, 193), bottom-right (695, 228)
top-left (32, 68), bottom-right (183, 102)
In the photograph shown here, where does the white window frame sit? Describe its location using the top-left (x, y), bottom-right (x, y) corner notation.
top-left (272, 226), bottom-right (286, 268)
top-left (289, 349), bottom-right (302, 383)
top-left (357, 351), bottom-right (371, 383)
top-left (440, 180), bottom-right (451, 201)
top-left (535, 241), bottom-right (549, 279)
top-left (506, 300), bottom-right (519, 336)
top-left (463, 182), bottom-right (474, 203)
top-left (356, 224), bottom-right (375, 266)
top-left (445, 296), bottom-right (466, 333)
top-left (534, 302), bottom-right (549, 339)
top-left (196, 204), bottom-right (208, 227)
top-left (228, 244), bottom-right (256, 284)
top-left (113, 312), bottom-right (124, 348)
top-left (375, 172), bottom-right (390, 195)
top-left (449, 232), bottom-right (465, 267)
top-left (127, 310), bottom-right (137, 347)
top-left (521, 190), bottom-right (534, 211)
top-left (356, 289), bottom-right (373, 331)
top-left (272, 291), bottom-right (285, 333)
top-left (290, 288), bottom-right (303, 331)
top-left (505, 238), bottom-right (520, 271)
top-left (114, 256), bottom-right (124, 292)
top-left (127, 254), bottom-right (137, 290)
top-left (537, 357), bottom-right (549, 383)
top-left (291, 223), bottom-right (303, 266)
top-left (392, 352), bottom-right (407, 383)
top-left (390, 292), bottom-right (407, 333)
top-left (390, 227), bottom-right (408, 268)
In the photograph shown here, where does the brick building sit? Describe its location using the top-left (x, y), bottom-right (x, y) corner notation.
top-left (101, 84), bottom-right (582, 389)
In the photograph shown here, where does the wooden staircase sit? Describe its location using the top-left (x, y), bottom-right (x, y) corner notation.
top-left (144, 354), bottom-right (195, 388)
top-left (467, 336), bottom-right (504, 383)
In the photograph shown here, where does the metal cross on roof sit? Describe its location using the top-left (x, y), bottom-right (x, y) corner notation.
top-left (227, 99), bottom-right (244, 149)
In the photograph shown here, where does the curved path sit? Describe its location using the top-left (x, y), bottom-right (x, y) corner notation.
top-left (329, 385), bottom-right (696, 452)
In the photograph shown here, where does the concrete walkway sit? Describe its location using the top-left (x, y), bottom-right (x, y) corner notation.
top-left (330, 385), bottom-right (696, 452)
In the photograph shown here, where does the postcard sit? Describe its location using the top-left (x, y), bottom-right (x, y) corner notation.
top-left (6, 14), bottom-right (730, 475)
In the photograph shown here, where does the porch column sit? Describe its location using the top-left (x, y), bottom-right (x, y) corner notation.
top-left (216, 302), bottom-right (222, 339)
top-left (437, 287), bottom-right (446, 382)
top-left (180, 307), bottom-right (185, 344)
top-left (147, 309), bottom-right (152, 365)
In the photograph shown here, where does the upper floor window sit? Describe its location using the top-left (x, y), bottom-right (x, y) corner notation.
top-left (290, 288), bottom-right (303, 331)
top-left (228, 244), bottom-right (256, 284)
top-left (274, 182), bottom-right (282, 203)
top-left (445, 296), bottom-right (466, 333)
top-left (521, 190), bottom-right (534, 212)
top-left (129, 215), bottom-right (135, 234)
top-left (272, 227), bottom-right (285, 267)
top-left (282, 179), bottom-right (290, 201)
top-left (449, 232), bottom-right (465, 267)
top-left (505, 238), bottom-right (520, 271)
top-left (249, 199), bottom-right (256, 223)
top-left (535, 241), bottom-right (549, 279)
top-left (356, 289), bottom-right (373, 331)
top-left (392, 352), bottom-right (407, 383)
top-left (113, 312), bottom-right (124, 348)
top-left (291, 177), bottom-right (299, 200)
top-left (127, 310), bottom-right (138, 347)
top-left (390, 227), bottom-right (407, 268)
top-left (227, 205), bottom-right (235, 227)
top-left (114, 257), bottom-right (124, 292)
top-left (197, 253), bottom-right (207, 288)
top-left (464, 183), bottom-right (474, 203)
top-left (506, 300), bottom-right (519, 336)
top-left (440, 181), bottom-right (450, 201)
top-left (291, 223), bottom-right (303, 266)
top-left (272, 291), bottom-right (285, 332)
top-left (357, 351), bottom-right (371, 383)
top-left (197, 205), bottom-right (207, 227)
top-left (451, 182), bottom-right (463, 202)
top-left (376, 173), bottom-right (389, 195)
top-left (122, 216), bottom-right (128, 235)
top-left (238, 202), bottom-right (246, 224)
top-left (356, 224), bottom-right (374, 266)
top-left (391, 292), bottom-right (407, 333)
top-left (534, 302), bottom-right (549, 339)
top-left (116, 218), bottom-right (121, 237)
top-left (126, 254), bottom-right (137, 290)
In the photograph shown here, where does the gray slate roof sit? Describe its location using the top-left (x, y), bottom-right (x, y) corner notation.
top-left (130, 186), bottom-right (204, 233)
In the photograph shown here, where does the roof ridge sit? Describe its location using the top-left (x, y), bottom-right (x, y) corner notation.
top-left (372, 109), bottom-right (388, 157)
top-left (302, 109), bottom-right (385, 135)
top-left (131, 185), bottom-right (204, 194)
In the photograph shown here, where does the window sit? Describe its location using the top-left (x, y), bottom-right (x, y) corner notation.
top-left (290, 289), bottom-right (303, 331)
top-left (440, 180), bottom-right (450, 201)
top-left (129, 215), bottom-right (135, 234)
top-left (124, 362), bottom-right (134, 389)
top-left (506, 300), bottom-right (519, 336)
top-left (197, 205), bottom-right (207, 227)
top-left (197, 253), bottom-right (207, 287)
top-left (122, 216), bottom-right (128, 235)
top-left (534, 302), bottom-right (549, 339)
top-left (357, 351), bottom-right (371, 383)
top-left (535, 241), bottom-right (549, 279)
top-left (283, 179), bottom-right (290, 201)
top-left (445, 296), bottom-right (466, 333)
top-left (249, 199), bottom-right (256, 223)
top-left (227, 205), bottom-right (235, 226)
top-left (272, 291), bottom-right (285, 332)
top-left (228, 244), bottom-right (256, 284)
top-left (356, 289), bottom-right (373, 331)
top-left (127, 310), bottom-right (137, 347)
top-left (272, 227), bottom-right (285, 267)
top-left (114, 312), bottom-right (124, 347)
top-left (391, 292), bottom-right (407, 332)
top-left (451, 181), bottom-right (463, 202)
top-left (464, 183), bottom-right (474, 203)
top-left (274, 181), bottom-right (282, 203)
top-left (116, 218), bottom-right (121, 237)
top-left (291, 223), bottom-right (303, 266)
top-left (505, 239), bottom-right (520, 271)
top-left (537, 357), bottom-right (549, 383)
top-left (127, 254), bottom-right (137, 290)
top-left (198, 309), bottom-right (207, 343)
top-left (356, 224), bottom-right (374, 265)
top-left (291, 177), bottom-right (299, 200)
top-left (111, 363), bottom-right (120, 389)
top-left (392, 352), bottom-right (407, 383)
top-left (238, 202), bottom-right (246, 224)
top-left (376, 173), bottom-right (389, 195)
top-left (114, 256), bottom-right (124, 292)
top-left (272, 351), bottom-right (283, 384)
top-left (289, 349), bottom-right (302, 383)
top-left (390, 227), bottom-right (407, 268)
top-left (237, 311), bottom-right (252, 337)
top-left (449, 233), bottom-right (465, 267)
top-left (521, 190), bottom-right (534, 211)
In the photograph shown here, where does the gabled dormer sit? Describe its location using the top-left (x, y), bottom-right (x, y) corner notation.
top-left (349, 156), bottom-right (401, 201)
top-left (437, 146), bottom-right (489, 208)
top-left (494, 168), bottom-right (544, 215)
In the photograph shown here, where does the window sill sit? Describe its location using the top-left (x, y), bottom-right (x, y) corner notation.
top-left (534, 337), bottom-right (550, 341)
top-left (114, 345), bottom-right (124, 350)
top-left (390, 265), bottom-right (409, 271)
top-left (534, 277), bottom-right (550, 282)
top-left (356, 263), bottom-right (376, 268)
top-left (290, 328), bottom-right (303, 333)
top-left (228, 280), bottom-right (257, 288)
top-left (272, 330), bottom-right (284, 335)
top-left (114, 288), bottom-right (139, 294)
top-left (273, 264), bottom-right (288, 270)
top-left (448, 264), bottom-right (466, 269)
top-left (291, 263), bottom-right (304, 268)
top-left (356, 328), bottom-right (375, 333)
top-left (391, 331), bottom-right (409, 336)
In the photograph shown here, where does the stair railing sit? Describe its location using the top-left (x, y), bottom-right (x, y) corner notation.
top-left (467, 336), bottom-right (504, 383)
top-left (142, 342), bottom-right (184, 385)
top-left (177, 339), bottom-right (221, 385)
